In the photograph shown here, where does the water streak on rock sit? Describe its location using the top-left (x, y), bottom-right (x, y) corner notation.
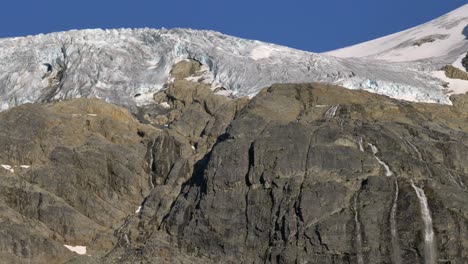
top-left (354, 194), bottom-right (364, 264)
top-left (410, 180), bottom-right (437, 264)
top-left (368, 143), bottom-right (393, 176)
top-left (390, 179), bottom-right (402, 264)
top-left (149, 139), bottom-right (156, 188)
top-left (324, 104), bottom-right (339, 118)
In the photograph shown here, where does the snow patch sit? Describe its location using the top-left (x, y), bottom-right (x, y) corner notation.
top-left (64, 245), bottom-right (87, 255)
top-left (214, 90), bottom-right (233, 97)
top-left (431, 71), bottom-right (468, 95)
top-left (185, 75), bottom-right (202, 82)
top-left (135, 206), bottom-right (142, 214)
top-left (134, 92), bottom-right (156, 106)
top-left (452, 53), bottom-right (467, 71)
top-left (1, 165), bottom-right (14, 173)
top-left (160, 102), bottom-right (170, 109)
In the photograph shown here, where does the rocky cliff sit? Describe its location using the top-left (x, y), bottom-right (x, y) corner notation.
top-left (0, 61), bottom-right (467, 264)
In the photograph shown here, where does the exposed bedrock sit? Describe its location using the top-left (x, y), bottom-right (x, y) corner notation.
top-left (0, 68), bottom-right (467, 263)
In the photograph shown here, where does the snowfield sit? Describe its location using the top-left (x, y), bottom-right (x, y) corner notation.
top-left (0, 5), bottom-right (466, 110)
top-left (327, 4), bottom-right (467, 63)
top-left (327, 4), bottom-right (468, 96)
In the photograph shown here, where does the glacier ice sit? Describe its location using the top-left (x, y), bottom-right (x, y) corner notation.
top-left (0, 17), bottom-right (464, 111)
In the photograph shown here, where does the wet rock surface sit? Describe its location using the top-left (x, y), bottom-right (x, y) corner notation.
top-left (0, 73), bottom-right (467, 263)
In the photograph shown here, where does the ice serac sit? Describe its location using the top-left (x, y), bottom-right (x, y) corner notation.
top-left (2, 6), bottom-right (468, 111)
top-left (410, 180), bottom-right (437, 264)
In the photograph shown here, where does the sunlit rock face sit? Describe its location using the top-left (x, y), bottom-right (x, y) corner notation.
top-left (1, 78), bottom-right (467, 263)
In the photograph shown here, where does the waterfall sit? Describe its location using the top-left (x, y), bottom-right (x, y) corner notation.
top-left (390, 179), bottom-right (402, 264)
top-left (405, 139), bottom-right (422, 161)
top-left (358, 137), bottom-right (365, 152)
top-left (447, 170), bottom-right (467, 190)
top-left (324, 104), bottom-right (339, 118)
top-left (148, 139), bottom-right (156, 188)
top-left (410, 180), bottom-right (437, 264)
top-left (368, 143), bottom-right (393, 177)
top-left (354, 194), bottom-right (364, 264)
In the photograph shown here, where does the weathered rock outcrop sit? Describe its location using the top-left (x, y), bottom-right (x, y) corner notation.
top-left (443, 65), bottom-right (468, 80)
top-left (0, 79), bottom-right (467, 263)
top-left (146, 85), bottom-right (468, 263)
top-left (462, 52), bottom-right (468, 72)
top-left (0, 60), bottom-right (248, 264)
top-left (108, 83), bottom-right (468, 263)
top-left (0, 99), bottom-right (160, 263)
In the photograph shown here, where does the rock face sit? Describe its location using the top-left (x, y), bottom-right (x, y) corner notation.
top-left (0, 72), bottom-right (467, 263)
top-left (462, 52), bottom-right (468, 72)
top-left (443, 65), bottom-right (468, 80)
top-left (0, 99), bottom-right (159, 263)
top-left (133, 83), bottom-right (468, 264)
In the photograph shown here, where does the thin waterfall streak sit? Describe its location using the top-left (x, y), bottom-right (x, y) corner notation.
top-left (368, 143), bottom-right (393, 177)
top-left (324, 104), bottom-right (339, 118)
top-left (455, 172), bottom-right (468, 190)
top-left (406, 140), bottom-right (422, 161)
top-left (410, 180), bottom-right (437, 264)
top-left (447, 171), bottom-right (460, 188)
top-left (358, 137), bottom-right (364, 152)
top-left (390, 178), bottom-right (402, 264)
top-left (375, 156), bottom-right (393, 177)
top-left (404, 138), bottom-right (435, 180)
top-left (149, 139), bottom-right (156, 188)
top-left (448, 170), bottom-right (467, 190)
top-left (354, 194), bottom-right (364, 264)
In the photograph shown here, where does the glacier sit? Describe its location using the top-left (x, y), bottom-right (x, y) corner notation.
top-left (0, 5), bottom-right (466, 111)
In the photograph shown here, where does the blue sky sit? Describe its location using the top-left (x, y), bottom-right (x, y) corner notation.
top-left (0, 1), bottom-right (465, 52)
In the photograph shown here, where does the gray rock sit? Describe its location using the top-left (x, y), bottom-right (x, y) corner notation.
top-left (0, 81), bottom-right (467, 264)
top-left (134, 83), bottom-right (468, 263)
